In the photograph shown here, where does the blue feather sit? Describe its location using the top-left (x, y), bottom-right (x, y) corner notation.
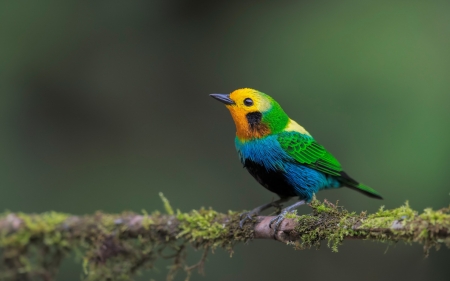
top-left (235, 135), bottom-right (341, 201)
top-left (235, 135), bottom-right (290, 171)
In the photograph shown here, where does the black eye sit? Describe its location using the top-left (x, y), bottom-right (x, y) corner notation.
top-left (243, 98), bottom-right (253, 106)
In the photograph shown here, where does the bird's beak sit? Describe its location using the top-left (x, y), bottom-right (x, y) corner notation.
top-left (209, 93), bottom-right (235, 105)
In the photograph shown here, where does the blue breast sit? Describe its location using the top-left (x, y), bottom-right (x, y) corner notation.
top-left (235, 135), bottom-right (341, 201)
top-left (235, 135), bottom-right (291, 171)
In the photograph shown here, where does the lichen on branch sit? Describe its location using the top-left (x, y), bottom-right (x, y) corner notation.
top-left (0, 195), bottom-right (449, 281)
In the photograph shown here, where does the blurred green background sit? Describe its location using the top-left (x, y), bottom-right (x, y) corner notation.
top-left (1, 0), bottom-right (449, 280)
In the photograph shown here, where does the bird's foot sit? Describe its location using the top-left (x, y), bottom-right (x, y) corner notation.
top-left (239, 202), bottom-right (279, 228)
top-left (268, 210), bottom-right (290, 233)
top-left (239, 198), bottom-right (291, 229)
top-left (239, 210), bottom-right (259, 229)
top-left (268, 200), bottom-right (306, 236)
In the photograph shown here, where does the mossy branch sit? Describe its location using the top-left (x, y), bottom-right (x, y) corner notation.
top-left (0, 197), bottom-right (449, 281)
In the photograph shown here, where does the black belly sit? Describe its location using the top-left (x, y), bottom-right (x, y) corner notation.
top-left (244, 159), bottom-right (297, 198)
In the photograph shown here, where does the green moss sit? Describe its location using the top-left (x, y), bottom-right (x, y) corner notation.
top-left (0, 196), bottom-right (243, 280)
top-left (0, 212), bottom-right (72, 280)
top-left (289, 200), bottom-right (449, 254)
top-left (140, 209), bottom-right (154, 230)
top-left (289, 199), bottom-right (359, 252)
top-left (75, 195), bottom-right (244, 280)
top-left (176, 208), bottom-right (227, 245)
top-left (159, 192), bottom-right (174, 215)
top-left (284, 210), bottom-right (298, 219)
top-left (0, 212), bottom-right (70, 247)
top-left (360, 202), bottom-right (416, 229)
top-left (407, 205), bottom-right (450, 254)
top-left (288, 200), bottom-right (434, 252)
top-left (418, 207), bottom-right (450, 225)
top-left (315, 203), bottom-right (334, 213)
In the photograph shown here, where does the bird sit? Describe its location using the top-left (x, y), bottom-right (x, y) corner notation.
top-left (209, 88), bottom-right (382, 231)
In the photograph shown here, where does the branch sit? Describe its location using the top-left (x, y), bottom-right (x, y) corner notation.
top-left (0, 197), bottom-right (449, 281)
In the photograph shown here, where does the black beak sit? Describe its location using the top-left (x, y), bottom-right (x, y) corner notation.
top-left (209, 93), bottom-right (235, 105)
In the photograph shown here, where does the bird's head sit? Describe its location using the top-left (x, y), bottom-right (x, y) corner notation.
top-left (210, 88), bottom-right (289, 141)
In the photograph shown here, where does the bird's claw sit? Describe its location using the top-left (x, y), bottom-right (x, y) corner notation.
top-left (239, 212), bottom-right (256, 229)
top-left (239, 208), bottom-right (260, 229)
top-left (239, 199), bottom-right (291, 229)
top-left (269, 210), bottom-right (289, 234)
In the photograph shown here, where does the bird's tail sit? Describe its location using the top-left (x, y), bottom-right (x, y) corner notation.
top-left (347, 183), bottom-right (383, 199)
top-left (339, 171), bottom-right (383, 199)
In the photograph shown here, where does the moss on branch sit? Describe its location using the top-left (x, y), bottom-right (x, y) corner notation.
top-left (0, 195), bottom-right (449, 280)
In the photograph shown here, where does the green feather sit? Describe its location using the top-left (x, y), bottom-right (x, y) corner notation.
top-left (258, 91), bottom-right (289, 134)
top-left (278, 131), bottom-right (342, 176)
top-left (277, 131), bottom-right (383, 199)
top-left (348, 183), bottom-right (383, 199)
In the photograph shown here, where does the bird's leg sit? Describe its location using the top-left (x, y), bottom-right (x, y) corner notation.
top-left (269, 200), bottom-right (306, 233)
top-left (239, 197), bottom-right (290, 229)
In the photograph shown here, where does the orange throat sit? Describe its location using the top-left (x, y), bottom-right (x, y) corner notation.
top-left (228, 107), bottom-right (270, 141)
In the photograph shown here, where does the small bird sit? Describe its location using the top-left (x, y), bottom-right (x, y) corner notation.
top-left (210, 88), bottom-right (382, 231)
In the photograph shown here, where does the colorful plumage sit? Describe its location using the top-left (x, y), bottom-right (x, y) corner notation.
top-left (210, 88), bottom-right (382, 231)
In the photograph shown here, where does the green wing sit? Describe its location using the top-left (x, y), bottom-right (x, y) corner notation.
top-left (278, 131), bottom-right (383, 199)
top-left (278, 131), bottom-right (342, 176)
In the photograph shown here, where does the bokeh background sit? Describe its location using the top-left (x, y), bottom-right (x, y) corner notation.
top-left (1, 0), bottom-right (450, 280)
